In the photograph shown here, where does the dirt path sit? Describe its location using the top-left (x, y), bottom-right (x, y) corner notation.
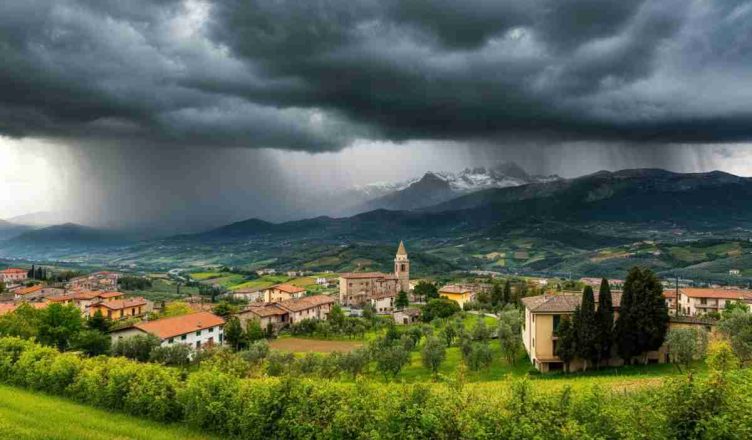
top-left (270, 337), bottom-right (363, 353)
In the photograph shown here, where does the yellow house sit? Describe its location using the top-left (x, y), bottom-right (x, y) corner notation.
top-left (88, 297), bottom-right (147, 320)
top-left (438, 285), bottom-right (474, 309)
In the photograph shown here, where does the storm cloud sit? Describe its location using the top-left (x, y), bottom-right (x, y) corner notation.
top-left (2, 0), bottom-right (752, 151)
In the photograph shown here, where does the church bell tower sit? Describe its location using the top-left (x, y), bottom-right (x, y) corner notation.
top-left (394, 240), bottom-right (410, 292)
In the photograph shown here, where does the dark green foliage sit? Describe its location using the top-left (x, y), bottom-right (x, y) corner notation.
top-left (223, 316), bottom-right (245, 351)
top-left (337, 347), bottom-right (370, 378)
top-left (421, 337), bottom-right (446, 374)
top-left (595, 278), bottom-right (614, 364)
top-left (413, 281), bottom-right (438, 301)
top-left (615, 267), bottom-right (670, 362)
top-left (554, 317), bottom-right (576, 371)
top-left (0, 303), bottom-right (42, 339)
top-left (463, 341), bottom-right (492, 371)
top-left (211, 301), bottom-right (238, 318)
top-left (265, 351), bottom-right (295, 376)
top-left (375, 344), bottom-right (410, 378)
top-left (111, 334), bottom-right (161, 362)
top-left (421, 298), bottom-right (461, 322)
top-left (491, 282), bottom-right (504, 306)
top-left (395, 290), bottom-right (409, 309)
top-left (72, 330), bottom-right (111, 356)
top-left (718, 312), bottom-right (752, 362)
top-left (503, 280), bottom-right (512, 305)
top-left (150, 344), bottom-right (193, 367)
top-left (118, 276), bottom-right (152, 291)
top-left (86, 310), bottom-right (111, 333)
top-left (575, 286), bottom-right (599, 369)
top-left (37, 304), bottom-right (83, 351)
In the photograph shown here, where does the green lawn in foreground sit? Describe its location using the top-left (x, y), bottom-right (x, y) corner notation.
top-left (0, 385), bottom-right (215, 440)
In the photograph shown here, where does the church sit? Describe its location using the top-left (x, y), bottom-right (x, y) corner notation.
top-left (338, 241), bottom-right (410, 307)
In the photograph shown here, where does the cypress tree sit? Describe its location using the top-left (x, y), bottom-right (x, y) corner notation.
top-left (615, 267), bottom-right (669, 363)
top-left (555, 317), bottom-right (576, 372)
top-left (491, 282), bottom-right (503, 306)
top-left (503, 280), bottom-right (512, 305)
top-left (576, 286), bottom-right (599, 371)
top-left (595, 278), bottom-right (614, 367)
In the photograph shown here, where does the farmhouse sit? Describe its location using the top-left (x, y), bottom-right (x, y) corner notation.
top-left (88, 297), bottom-right (147, 320)
top-left (370, 292), bottom-right (395, 313)
top-left (238, 303), bottom-right (289, 331)
top-left (237, 294), bottom-right (336, 331)
top-left (0, 268), bottom-right (27, 284)
top-left (278, 294), bottom-right (335, 324)
top-left (339, 241), bottom-right (409, 307)
top-left (521, 292), bottom-right (717, 372)
top-left (110, 311), bottom-right (225, 349)
top-left (231, 287), bottom-right (264, 303)
top-left (677, 288), bottom-right (752, 316)
top-left (393, 308), bottom-right (421, 325)
top-left (264, 283), bottom-right (306, 302)
top-left (438, 285), bottom-right (475, 309)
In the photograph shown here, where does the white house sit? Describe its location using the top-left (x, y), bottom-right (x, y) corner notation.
top-left (109, 311), bottom-right (225, 349)
top-left (678, 288), bottom-right (752, 316)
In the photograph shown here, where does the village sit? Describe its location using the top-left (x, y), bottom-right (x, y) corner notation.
top-left (1, 240), bottom-right (750, 374)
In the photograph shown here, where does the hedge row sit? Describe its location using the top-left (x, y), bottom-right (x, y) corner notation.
top-left (1, 337), bottom-right (752, 439)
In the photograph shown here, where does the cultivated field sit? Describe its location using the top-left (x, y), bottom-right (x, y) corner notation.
top-left (270, 337), bottom-right (363, 353)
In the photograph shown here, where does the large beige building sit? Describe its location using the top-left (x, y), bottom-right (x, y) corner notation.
top-left (522, 291), bottom-right (715, 372)
top-left (339, 241), bottom-right (410, 307)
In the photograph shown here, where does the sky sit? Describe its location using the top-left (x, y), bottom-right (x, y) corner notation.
top-left (2, 0), bottom-right (752, 230)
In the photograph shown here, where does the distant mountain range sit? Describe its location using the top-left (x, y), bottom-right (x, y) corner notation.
top-left (2, 168), bottom-right (752, 281)
top-left (351, 162), bottom-right (560, 212)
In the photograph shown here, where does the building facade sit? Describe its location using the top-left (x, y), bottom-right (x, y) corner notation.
top-left (264, 284), bottom-right (307, 303)
top-left (339, 241), bottom-right (409, 307)
top-left (438, 285), bottom-right (475, 309)
top-left (677, 288), bottom-right (752, 316)
top-left (0, 268), bottom-right (28, 284)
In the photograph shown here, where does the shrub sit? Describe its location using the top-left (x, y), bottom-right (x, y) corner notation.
top-left (112, 334), bottom-right (161, 362)
top-left (149, 344), bottom-right (193, 367)
top-left (178, 369), bottom-right (240, 433)
top-left (72, 329), bottom-right (111, 356)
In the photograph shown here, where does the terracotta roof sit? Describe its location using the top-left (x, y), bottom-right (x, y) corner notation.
top-left (679, 288), bottom-right (752, 300)
top-left (270, 283), bottom-right (306, 294)
top-left (98, 291), bottom-right (124, 299)
top-left (279, 295), bottom-right (335, 312)
top-left (522, 292), bottom-right (623, 313)
top-left (663, 291), bottom-right (677, 299)
top-left (15, 285), bottom-right (44, 296)
top-left (72, 291), bottom-right (101, 300)
top-left (47, 294), bottom-right (77, 303)
top-left (242, 304), bottom-right (288, 318)
top-left (439, 285), bottom-right (473, 295)
top-left (1, 268), bottom-right (27, 274)
top-left (134, 312), bottom-right (225, 340)
top-left (95, 298), bottom-right (147, 310)
top-left (396, 241), bottom-right (407, 256)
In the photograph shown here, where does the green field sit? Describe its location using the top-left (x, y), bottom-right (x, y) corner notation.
top-left (122, 279), bottom-right (198, 302)
top-left (0, 385), bottom-right (214, 440)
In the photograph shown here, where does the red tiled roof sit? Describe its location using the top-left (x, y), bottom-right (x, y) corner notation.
top-left (98, 291), bottom-right (124, 299)
top-left (278, 295), bottom-right (335, 312)
top-left (339, 272), bottom-right (389, 279)
top-left (521, 292), bottom-right (623, 313)
top-left (679, 288), bottom-right (752, 300)
top-left (95, 298), bottom-right (147, 310)
top-left (0, 302), bottom-right (49, 315)
top-left (242, 304), bottom-right (288, 318)
top-left (47, 294), bottom-right (77, 303)
top-left (1, 268), bottom-right (27, 274)
top-left (134, 312), bottom-right (225, 339)
top-left (270, 283), bottom-right (306, 294)
top-left (14, 285), bottom-right (44, 296)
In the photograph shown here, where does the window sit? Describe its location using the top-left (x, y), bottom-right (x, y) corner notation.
top-left (209, 326), bottom-right (214, 332)
top-left (553, 315), bottom-right (561, 334)
top-left (181, 334), bottom-right (187, 341)
top-left (196, 330), bottom-right (202, 336)
top-left (532, 338), bottom-right (535, 348)
top-left (700, 298), bottom-right (707, 305)
top-left (168, 338), bottom-right (174, 344)
top-left (196, 341), bottom-right (201, 349)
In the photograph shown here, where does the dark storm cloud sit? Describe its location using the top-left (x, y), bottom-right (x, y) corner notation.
top-left (2, 0), bottom-right (752, 150)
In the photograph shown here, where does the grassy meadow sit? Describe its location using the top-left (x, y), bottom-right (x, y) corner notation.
top-left (0, 385), bottom-right (215, 440)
